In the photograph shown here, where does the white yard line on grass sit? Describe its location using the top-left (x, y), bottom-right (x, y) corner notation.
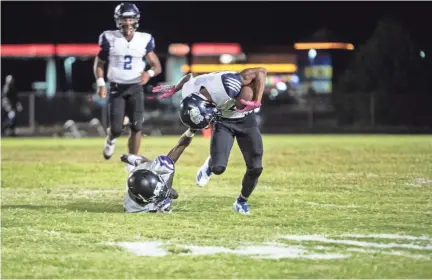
top-left (28, 228), bottom-right (62, 235)
top-left (305, 202), bottom-right (361, 208)
top-left (341, 233), bottom-right (432, 241)
top-left (106, 233), bottom-right (432, 260)
top-left (415, 178), bottom-right (432, 184)
top-left (406, 178), bottom-right (432, 187)
top-left (347, 248), bottom-right (431, 260)
top-left (280, 235), bottom-right (432, 250)
top-left (106, 241), bottom-right (168, 257)
top-left (106, 241), bottom-right (349, 260)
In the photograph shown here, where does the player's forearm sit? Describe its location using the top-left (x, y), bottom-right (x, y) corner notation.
top-left (121, 154), bottom-right (150, 166)
top-left (145, 52), bottom-right (162, 78)
top-left (178, 128), bottom-right (197, 147)
top-left (240, 68), bottom-right (267, 103)
top-left (93, 57), bottom-right (106, 86)
top-left (174, 73), bottom-right (193, 93)
top-left (166, 128), bottom-right (196, 162)
top-left (148, 63), bottom-right (162, 77)
top-left (253, 71), bottom-right (267, 103)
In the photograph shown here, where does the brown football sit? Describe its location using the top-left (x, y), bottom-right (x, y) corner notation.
top-left (235, 82), bottom-right (254, 109)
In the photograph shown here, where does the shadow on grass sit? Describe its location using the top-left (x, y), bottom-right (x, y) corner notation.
top-left (1, 203), bottom-right (121, 213)
top-left (1, 201), bottom-right (194, 214)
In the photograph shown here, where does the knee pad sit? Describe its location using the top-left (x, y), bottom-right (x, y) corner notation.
top-left (212, 165), bottom-right (226, 175)
top-left (247, 167), bottom-right (263, 178)
top-left (130, 120), bottom-right (142, 132)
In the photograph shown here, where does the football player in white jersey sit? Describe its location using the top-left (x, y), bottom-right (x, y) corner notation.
top-left (120, 94), bottom-right (219, 213)
top-left (153, 68), bottom-right (267, 215)
top-left (94, 2), bottom-right (162, 166)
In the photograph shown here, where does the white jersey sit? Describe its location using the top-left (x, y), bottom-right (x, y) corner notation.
top-left (98, 30), bottom-right (155, 84)
top-left (181, 71), bottom-right (250, 119)
top-left (123, 155), bottom-right (175, 213)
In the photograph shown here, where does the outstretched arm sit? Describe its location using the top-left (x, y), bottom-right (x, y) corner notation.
top-left (166, 128), bottom-right (198, 163)
top-left (239, 67), bottom-right (267, 104)
top-left (174, 73), bottom-right (193, 93)
top-left (152, 73), bottom-right (193, 99)
top-left (120, 154), bottom-right (151, 167)
top-left (120, 128), bottom-right (197, 166)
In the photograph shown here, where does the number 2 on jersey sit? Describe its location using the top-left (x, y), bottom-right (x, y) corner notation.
top-left (123, 55), bottom-right (132, 70)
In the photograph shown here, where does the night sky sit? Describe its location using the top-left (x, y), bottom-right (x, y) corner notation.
top-left (2, 1), bottom-right (431, 50)
top-left (1, 1), bottom-right (431, 92)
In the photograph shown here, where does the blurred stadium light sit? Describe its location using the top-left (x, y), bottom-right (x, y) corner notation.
top-left (181, 64), bottom-right (297, 73)
top-left (294, 42), bottom-right (355, 50)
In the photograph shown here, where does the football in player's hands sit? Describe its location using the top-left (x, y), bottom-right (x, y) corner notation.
top-left (235, 83), bottom-right (254, 110)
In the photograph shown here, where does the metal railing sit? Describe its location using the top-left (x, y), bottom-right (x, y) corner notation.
top-left (10, 91), bottom-right (432, 137)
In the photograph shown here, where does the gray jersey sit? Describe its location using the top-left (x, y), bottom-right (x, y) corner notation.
top-left (181, 71), bottom-right (250, 119)
top-left (123, 155), bottom-right (175, 213)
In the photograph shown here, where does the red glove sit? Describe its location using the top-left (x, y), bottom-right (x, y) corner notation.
top-left (235, 99), bottom-right (261, 113)
top-left (152, 85), bottom-right (176, 99)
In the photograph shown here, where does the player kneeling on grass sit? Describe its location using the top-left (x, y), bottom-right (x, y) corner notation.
top-left (121, 94), bottom-right (220, 213)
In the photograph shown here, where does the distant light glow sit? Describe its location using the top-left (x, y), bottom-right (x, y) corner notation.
top-left (294, 42), bottom-right (355, 50)
top-left (182, 64), bottom-right (297, 73)
top-left (168, 44), bottom-right (190, 56)
top-left (308, 49), bottom-right (317, 60)
top-left (420, 50), bottom-right (425, 58)
top-left (191, 43), bottom-right (241, 56)
top-left (276, 81), bottom-right (287, 91)
top-left (220, 54), bottom-right (234, 64)
top-left (269, 88), bottom-right (279, 100)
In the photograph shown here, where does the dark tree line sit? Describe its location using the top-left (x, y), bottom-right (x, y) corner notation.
top-left (334, 17), bottom-right (431, 127)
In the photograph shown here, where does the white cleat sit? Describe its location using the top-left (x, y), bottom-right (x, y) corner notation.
top-left (103, 136), bottom-right (115, 159)
top-left (196, 156), bottom-right (213, 187)
top-left (232, 200), bottom-right (250, 215)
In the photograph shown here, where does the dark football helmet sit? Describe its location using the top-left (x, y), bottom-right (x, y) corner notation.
top-left (127, 169), bottom-right (171, 204)
top-left (114, 2), bottom-right (141, 35)
top-left (179, 93), bottom-right (220, 130)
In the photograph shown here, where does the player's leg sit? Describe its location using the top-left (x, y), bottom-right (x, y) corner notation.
top-left (125, 84), bottom-right (144, 155)
top-left (9, 110), bottom-right (17, 136)
top-left (233, 116), bottom-right (264, 214)
top-left (104, 94), bottom-right (126, 159)
top-left (196, 121), bottom-right (235, 187)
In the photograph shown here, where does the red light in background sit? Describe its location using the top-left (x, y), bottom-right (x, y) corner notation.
top-left (192, 43), bottom-right (241, 55)
top-left (0, 44), bottom-right (55, 57)
top-left (56, 44), bottom-right (100, 56)
top-left (168, 44), bottom-right (190, 56)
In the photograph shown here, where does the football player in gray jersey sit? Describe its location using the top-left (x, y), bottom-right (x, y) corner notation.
top-left (121, 93), bottom-right (220, 213)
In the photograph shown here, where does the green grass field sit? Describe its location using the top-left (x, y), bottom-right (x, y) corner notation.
top-left (1, 135), bottom-right (432, 279)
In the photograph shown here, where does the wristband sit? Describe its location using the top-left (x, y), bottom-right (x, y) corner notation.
top-left (96, 77), bottom-right (106, 87)
top-left (147, 70), bottom-right (155, 77)
top-left (183, 129), bottom-right (195, 138)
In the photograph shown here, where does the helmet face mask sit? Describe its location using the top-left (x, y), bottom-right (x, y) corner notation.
top-left (179, 93), bottom-right (220, 130)
top-left (114, 3), bottom-right (141, 36)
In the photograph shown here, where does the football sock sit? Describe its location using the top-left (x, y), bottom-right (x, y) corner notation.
top-left (237, 195), bottom-right (248, 203)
